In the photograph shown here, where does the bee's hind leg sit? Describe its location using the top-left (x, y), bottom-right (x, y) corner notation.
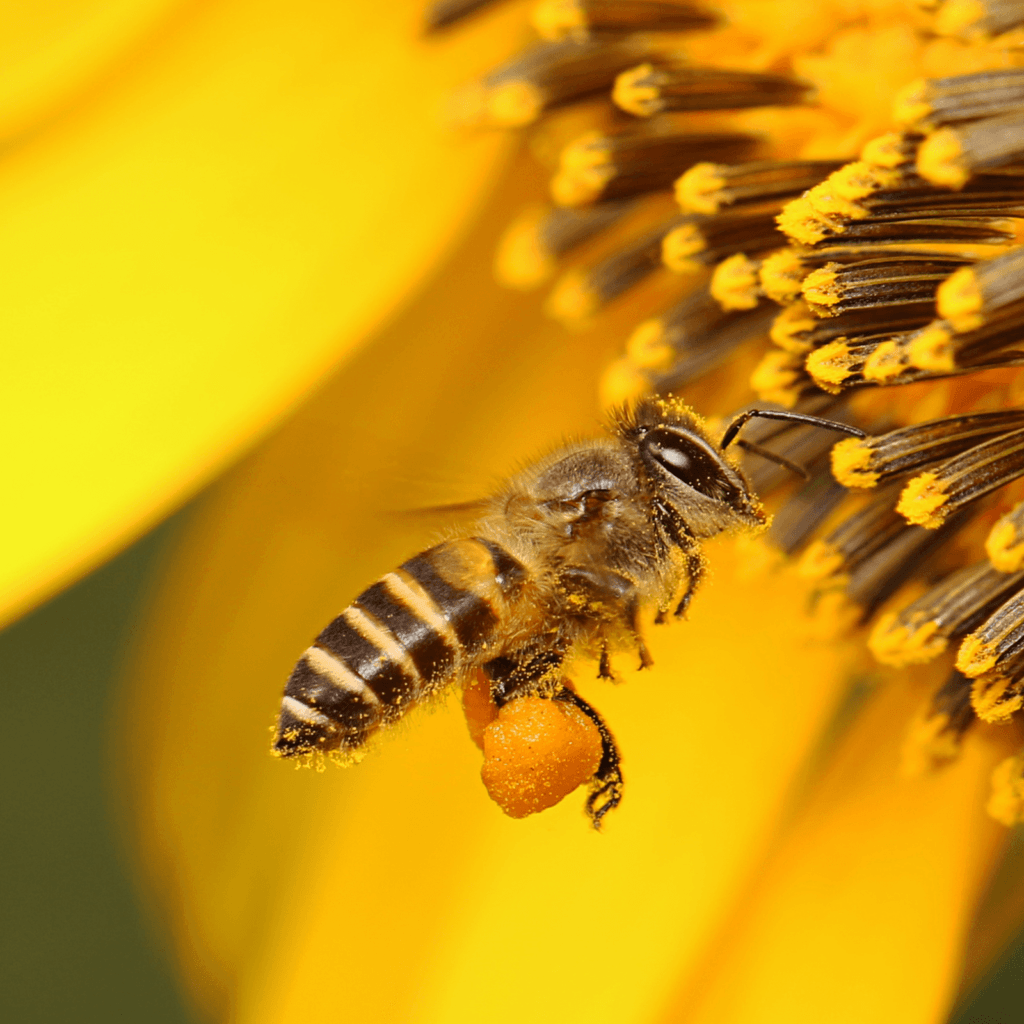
top-left (554, 686), bottom-right (624, 830)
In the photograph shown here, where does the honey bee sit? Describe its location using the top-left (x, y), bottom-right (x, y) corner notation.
top-left (273, 398), bottom-right (863, 826)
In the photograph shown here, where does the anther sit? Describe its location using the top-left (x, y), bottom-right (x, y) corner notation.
top-left (546, 215), bottom-right (682, 324)
top-left (987, 500), bottom-right (1024, 571)
top-left (869, 561), bottom-right (1024, 666)
top-left (531, 0), bottom-right (720, 41)
top-left (613, 63), bottom-right (811, 118)
top-left (676, 160), bottom-right (844, 216)
top-left (897, 423), bottom-right (1024, 528)
top-left (552, 123), bottom-right (759, 206)
top-left (831, 410), bottom-right (1024, 489)
top-left (494, 200), bottom-right (635, 289)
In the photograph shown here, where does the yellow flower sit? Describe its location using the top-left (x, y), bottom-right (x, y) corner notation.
top-left (0, 0), bottom-right (516, 627)
top-left (34, 0), bottom-right (1020, 1021)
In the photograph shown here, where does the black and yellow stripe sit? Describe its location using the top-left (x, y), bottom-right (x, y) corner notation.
top-left (273, 537), bottom-right (526, 756)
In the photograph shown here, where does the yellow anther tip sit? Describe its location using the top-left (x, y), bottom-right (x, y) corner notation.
top-left (897, 472), bottom-right (948, 529)
top-left (802, 265), bottom-right (840, 308)
top-left (750, 350), bottom-right (802, 407)
top-left (869, 614), bottom-right (945, 667)
top-left (934, 0), bottom-right (987, 37)
top-left (662, 223), bottom-right (705, 272)
top-left (486, 80), bottom-right (544, 127)
top-left (546, 269), bottom-right (599, 326)
top-left (986, 517), bottom-right (1024, 572)
top-left (612, 64), bottom-right (661, 117)
top-left (900, 711), bottom-right (959, 778)
top-left (759, 248), bottom-right (804, 305)
top-left (861, 133), bottom-right (911, 169)
top-left (776, 195), bottom-right (834, 245)
top-left (806, 340), bottom-right (856, 393)
top-left (530, 0), bottom-right (586, 40)
top-left (830, 437), bottom-right (879, 488)
top-left (917, 128), bottom-right (970, 189)
top-left (936, 266), bottom-right (984, 332)
top-left (892, 78), bottom-right (930, 128)
top-left (625, 319), bottom-right (673, 370)
top-left (909, 322), bottom-right (955, 372)
top-left (494, 208), bottom-right (555, 290)
top-left (600, 358), bottom-right (649, 410)
top-left (675, 162), bottom-right (727, 215)
top-left (797, 539), bottom-right (845, 581)
top-left (956, 632), bottom-right (998, 677)
top-left (863, 340), bottom-right (908, 382)
top-left (769, 302), bottom-right (816, 353)
top-left (710, 253), bottom-right (760, 310)
top-left (987, 754), bottom-right (1024, 826)
top-left (971, 674), bottom-right (1023, 724)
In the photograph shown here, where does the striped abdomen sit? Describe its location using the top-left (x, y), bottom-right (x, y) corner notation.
top-left (273, 537), bottom-right (526, 757)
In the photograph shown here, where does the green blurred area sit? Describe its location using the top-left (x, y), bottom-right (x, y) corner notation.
top-left (0, 518), bottom-right (196, 1024)
top-left (0, 516), bottom-right (1021, 1024)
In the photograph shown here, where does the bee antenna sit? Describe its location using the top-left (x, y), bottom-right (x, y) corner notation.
top-left (732, 438), bottom-right (810, 479)
top-left (720, 409), bottom-right (866, 451)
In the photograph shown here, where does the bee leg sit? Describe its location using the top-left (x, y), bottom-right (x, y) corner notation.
top-left (673, 540), bottom-right (706, 618)
top-left (560, 566), bottom-right (652, 670)
top-left (484, 645), bottom-right (568, 706)
top-left (554, 686), bottom-right (623, 830)
top-left (598, 644), bottom-right (615, 680)
top-left (626, 597), bottom-right (654, 669)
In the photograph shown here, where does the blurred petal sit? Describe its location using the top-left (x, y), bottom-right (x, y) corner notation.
top-left (0, 1), bottom-right (181, 142)
top-left (0, 0), bottom-right (520, 625)
top-left (664, 681), bottom-right (1016, 1024)
top-left (121, 153), bottom-right (861, 1023)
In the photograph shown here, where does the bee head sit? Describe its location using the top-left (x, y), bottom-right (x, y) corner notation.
top-left (617, 398), bottom-right (766, 539)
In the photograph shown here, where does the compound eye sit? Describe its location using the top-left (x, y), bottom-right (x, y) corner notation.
top-left (644, 427), bottom-right (738, 500)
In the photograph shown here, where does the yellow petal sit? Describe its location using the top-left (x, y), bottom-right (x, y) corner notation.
top-left (0, 0), bottom-right (520, 626)
top-left (665, 682), bottom-right (1016, 1024)
top-left (0, 1), bottom-right (180, 143)
top-left (120, 165), bottom-right (860, 1022)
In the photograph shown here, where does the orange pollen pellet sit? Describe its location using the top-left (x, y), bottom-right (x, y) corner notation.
top-left (480, 695), bottom-right (603, 818)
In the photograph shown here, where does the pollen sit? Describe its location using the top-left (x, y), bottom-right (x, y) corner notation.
top-left (988, 752), bottom-right (1024, 826)
top-left (479, 695), bottom-right (604, 819)
top-left (936, 266), bottom-right (985, 332)
top-left (830, 438), bottom-right (879, 488)
top-left (797, 539), bottom-right (846, 582)
top-left (710, 253), bottom-right (761, 310)
top-left (900, 710), bottom-right (961, 778)
top-left (863, 340), bottom-right (910, 382)
top-left (896, 473), bottom-right (949, 528)
top-left (916, 128), bottom-right (970, 189)
top-left (750, 349), bottom-right (804, 407)
top-left (986, 509), bottom-right (1024, 571)
top-left (971, 672), bottom-right (1024, 723)
top-left (626, 319), bottom-right (674, 370)
top-left (908, 323), bottom-right (955, 372)
top-left (956, 633), bottom-right (999, 677)
top-left (869, 613), bottom-right (946, 666)
top-left (759, 248), bottom-right (805, 304)
top-left (806, 340), bottom-right (857, 392)
top-left (675, 161), bottom-right (728, 215)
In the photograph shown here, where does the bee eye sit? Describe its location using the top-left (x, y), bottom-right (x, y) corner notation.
top-left (644, 428), bottom-right (737, 499)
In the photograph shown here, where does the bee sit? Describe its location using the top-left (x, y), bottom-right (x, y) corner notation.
top-left (273, 398), bottom-right (863, 826)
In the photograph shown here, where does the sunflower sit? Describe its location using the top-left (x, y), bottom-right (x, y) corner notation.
top-left (13, 0), bottom-right (1024, 1021)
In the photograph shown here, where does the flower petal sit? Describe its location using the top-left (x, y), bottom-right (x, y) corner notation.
top-left (0, 0), bottom-right (520, 625)
top-left (120, 156), bottom-right (862, 1022)
top-left (0, 0), bottom-right (181, 143)
top-left (663, 680), bottom-right (1016, 1024)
